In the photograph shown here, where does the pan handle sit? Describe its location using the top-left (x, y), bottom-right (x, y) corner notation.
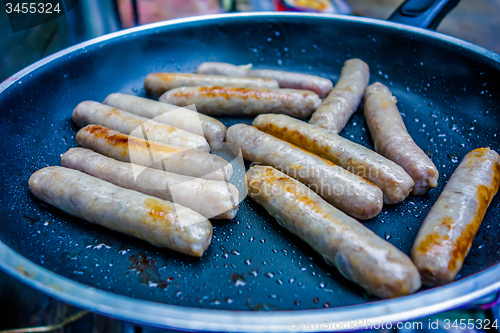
top-left (388, 0), bottom-right (460, 30)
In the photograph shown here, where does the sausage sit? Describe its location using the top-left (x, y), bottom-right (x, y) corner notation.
top-left (194, 62), bottom-right (333, 97)
top-left (245, 165), bottom-right (421, 299)
top-left (29, 166), bottom-right (213, 257)
top-left (61, 148), bottom-right (239, 219)
top-left (248, 69), bottom-right (333, 98)
top-left (75, 125), bottom-right (232, 181)
top-left (253, 114), bottom-right (414, 204)
top-left (364, 82), bottom-right (439, 195)
top-left (103, 93), bottom-right (227, 149)
top-left (411, 148), bottom-right (500, 286)
top-left (144, 73), bottom-right (279, 96)
top-left (195, 62), bottom-right (249, 77)
top-left (309, 59), bottom-right (370, 133)
top-left (72, 101), bottom-right (209, 152)
top-left (226, 124), bottom-right (383, 220)
top-left (160, 86), bottom-right (321, 118)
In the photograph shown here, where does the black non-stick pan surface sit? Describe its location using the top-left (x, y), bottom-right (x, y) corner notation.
top-left (1, 11), bottom-right (500, 332)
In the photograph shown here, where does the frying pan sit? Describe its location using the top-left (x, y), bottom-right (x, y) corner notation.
top-left (1, 0), bottom-right (500, 331)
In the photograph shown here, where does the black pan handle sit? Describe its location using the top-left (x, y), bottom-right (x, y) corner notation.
top-left (388, 0), bottom-right (460, 30)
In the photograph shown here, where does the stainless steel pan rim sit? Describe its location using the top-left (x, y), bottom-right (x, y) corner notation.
top-left (2, 240), bottom-right (500, 332)
top-left (1, 12), bottom-right (500, 332)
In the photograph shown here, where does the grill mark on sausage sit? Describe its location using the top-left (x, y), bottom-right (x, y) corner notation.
top-left (144, 198), bottom-right (173, 222)
top-left (248, 168), bottom-right (330, 220)
top-left (412, 148), bottom-right (500, 285)
top-left (81, 125), bottom-right (186, 157)
top-left (258, 122), bottom-right (378, 187)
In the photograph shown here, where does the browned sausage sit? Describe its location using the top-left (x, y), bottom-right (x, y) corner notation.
top-left (411, 148), bottom-right (500, 286)
top-left (145, 73), bottom-right (278, 96)
top-left (253, 114), bottom-right (414, 204)
top-left (364, 82), bottom-right (439, 195)
top-left (61, 148), bottom-right (239, 219)
top-left (75, 125), bottom-right (232, 181)
top-left (194, 62), bottom-right (249, 77)
top-left (246, 165), bottom-right (421, 299)
top-left (29, 166), bottom-right (213, 257)
top-left (72, 101), bottom-right (209, 152)
top-left (194, 62), bottom-right (333, 97)
top-left (247, 69), bottom-right (333, 97)
top-left (226, 124), bottom-right (383, 220)
top-left (103, 93), bottom-right (227, 149)
top-left (309, 59), bottom-right (370, 133)
top-left (160, 86), bottom-right (321, 118)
